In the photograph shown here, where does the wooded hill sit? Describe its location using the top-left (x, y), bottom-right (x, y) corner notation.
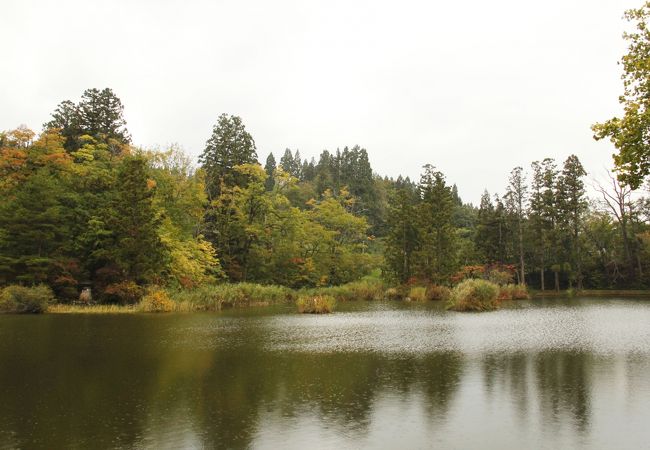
top-left (1, 88), bottom-right (649, 302)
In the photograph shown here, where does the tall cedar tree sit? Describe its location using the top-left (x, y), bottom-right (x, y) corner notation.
top-left (105, 156), bottom-right (168, 285)
top-left (416, 165), bottom-right (457, 283)
top-left (385, 178), bottom-right (420, 282)
top-left (556, 155), bottom-right (587, 288)
top-left (529, 158), bottom-right (558, 290)
top-left (199, 114), bottom-right (258, 200)
top-left (476, 190), bottom-right (499, 264)
top-left (505, 166), bottom-right (528, 284)
top-left (45, 88), bottom-right (130, 154)
top-left (264, 153), bottom-right (276, 191)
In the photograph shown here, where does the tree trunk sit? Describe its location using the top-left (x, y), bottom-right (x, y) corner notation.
top-left (554, 270), bottom-right (560, 292)
top-left (621, 217), bottom-right (634, 279)
top-left (403, 223), bottom-right (407, 282)
top-left (518, 219), bottom-right (525, 285)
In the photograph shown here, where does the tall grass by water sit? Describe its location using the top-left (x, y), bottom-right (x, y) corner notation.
top-left (407, 286), bottom-right (427, 302)
top-left (45, 279), bottom-right (388, 314)
top-left (305, 277), bottom-right (385, 302)
top-left (49, 304), bottom-right (140, 314)
top-left (498, 284), bottom-right (529, 300)
top-left (36, 277), bottom-right (532, 315)
top-left (166, 283), bottom-right (294, 311)
top-left (296, 295), bottom-right (336, 314)
top-left (446, 280), bottom-right (529, 311)
top-left (447, 279), bottom-right (500, 312)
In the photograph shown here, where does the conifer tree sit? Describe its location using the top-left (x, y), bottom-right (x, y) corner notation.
top-left (505, 166), bottom-right (528, 284)
top-left (415, 165), bottom-right (457, 282)
top-left (529, 158), bottom-right (558, 290)
top-left (476, 190), bottom-right (498, 263)
top-left (264, 153), bottom-right (276, 191)
top-left (280, 148), bottom-right (299, 177)
top-left (385, 178), bottom-right (419, 282)
top-left (556, 155), bottom-right (587, 288)
top-left (105, 156), bottom-right (168, 285)
top-left (45, 88), bottom-right (130, 153)
top-left (199, 114), bottom-right (257, 199)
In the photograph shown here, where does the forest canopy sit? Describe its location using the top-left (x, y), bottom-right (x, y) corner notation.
top-left (1, 86), bottom-right (650, 303)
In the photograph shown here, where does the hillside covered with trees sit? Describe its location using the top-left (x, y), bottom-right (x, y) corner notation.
top-left (1, 85), bottom-right (649, 304)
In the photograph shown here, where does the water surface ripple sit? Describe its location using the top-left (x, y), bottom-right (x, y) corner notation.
top-left (1, 298), bottom-right (649, 449)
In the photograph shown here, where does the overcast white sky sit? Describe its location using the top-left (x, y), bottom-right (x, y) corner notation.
top-left (0, 0), bottom-right (640, 204)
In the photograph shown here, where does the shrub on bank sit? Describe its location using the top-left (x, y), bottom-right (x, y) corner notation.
top-left (447, 279), bottom-right (500, 312)
top-left (408, 286), bottom-right (427, 302)
top-left (296, 295), bottom-right (336, 314)
top-left (0, 285), bottom-right (55, 313)
top-left (103, 281), bottom-right (144, 304)
top-left (139, 289), bottom-right (175, 313)
top-left (385, 287), bottom-right (401, 300)
top-left (426, 285), bottom-right (451, 301)
top-left (497, 284), bottom-right (529, 300)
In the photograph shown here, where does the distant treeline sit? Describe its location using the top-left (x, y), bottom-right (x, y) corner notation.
top-left (0, 88), bottom-right (648, 302)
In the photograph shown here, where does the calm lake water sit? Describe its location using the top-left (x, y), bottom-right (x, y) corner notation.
top-left (1, 298), bottom-right (650, 449)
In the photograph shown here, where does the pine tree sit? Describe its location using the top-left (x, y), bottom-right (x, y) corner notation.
top-left (45, 88), bottom-right (130, 153)
top-left (385, 179), bottom-right (419, 282)
top-left (505, 166), bottom-right (528, 284)
top-left (476, 190), bottom-right (498, 263)
top-left (529, 158), bottom-right (558, 290)
top-left (0, 169), bottom-right (75, 285)
top-left (415, 165), bottom-right (457, 282)
top-left (280, 148), bottom-right (298, 177)
top-left (199, 114), bottom-right (258, 199)
top-left (293, 150), bottom-right (302, 179)
top-left (264, 153), bottom-right (276, 191)
top-left (104, 156), bottom-right (168, 285)
top-left (556, 155), bottom-right (587, 288)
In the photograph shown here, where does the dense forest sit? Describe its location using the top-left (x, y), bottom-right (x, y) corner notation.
top-left (4, 2), bottom-right (650, 304)
top-left (0, 85), bottom-right (649, 304)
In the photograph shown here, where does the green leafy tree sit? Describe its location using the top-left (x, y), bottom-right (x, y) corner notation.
top-left (592, 2), bottom-right (650, 188)
top-left (205, 164), bottom-right (268, 281)
top-left (307, 189), bottom-right (373, 285)
top-left (148, 147), bottom-right (223, 287)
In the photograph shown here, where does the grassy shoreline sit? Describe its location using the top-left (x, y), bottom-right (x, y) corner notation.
top-left (11, 284), bottom-right (650, 315)
top-left (531, 289), bottom-right (650, 298)
top-left (45, 278), bottom-right (387, 314)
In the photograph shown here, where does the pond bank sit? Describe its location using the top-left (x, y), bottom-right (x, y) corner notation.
top-left (46, 286), bottom-right (650, 314)
top-left (531, 289), bottom-right (650, 298)
top-left (47, 279), bottom-right (387, 314)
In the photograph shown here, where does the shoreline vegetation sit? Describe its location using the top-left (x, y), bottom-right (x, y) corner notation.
top-left (4, 41), bottom-right (650, 315)
top-left (5, 279), bottom-right (648, 316)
